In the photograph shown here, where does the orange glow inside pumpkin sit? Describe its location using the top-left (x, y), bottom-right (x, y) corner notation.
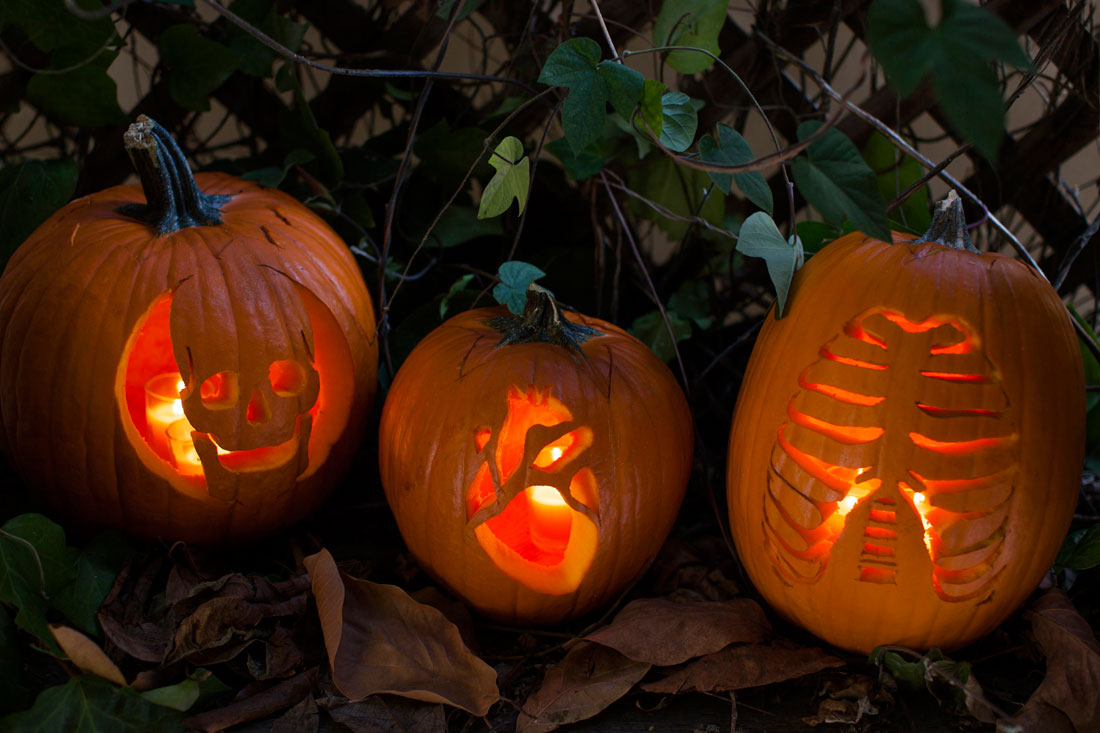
top-left (466, 385), bottom-right (599, 595)
top-left (117, 286), bottom-right (354, 490)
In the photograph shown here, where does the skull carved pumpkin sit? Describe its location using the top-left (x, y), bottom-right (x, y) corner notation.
top-left (0, 117), bottom-right (377, 544)
top-left (379, 286), bottom-right (693, 624)
top-left (728, 193), bottom-right (1084, 653)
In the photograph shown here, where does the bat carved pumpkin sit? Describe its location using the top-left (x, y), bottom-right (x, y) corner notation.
top-left (727, 192), bottom-right (1084, 653)
top-left (0, 117), bottom-right (377, 543)
top-left (380, 286), bottom-right (692, 624)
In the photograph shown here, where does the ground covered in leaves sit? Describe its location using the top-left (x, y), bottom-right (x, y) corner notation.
top-left (2, 444), bottom-right (1099, 733)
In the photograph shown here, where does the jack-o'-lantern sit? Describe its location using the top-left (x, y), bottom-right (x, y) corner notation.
top-left (727, 192), bottom-right (1084, 653)
top-left (379, 285), bottom-right (693, 624)
top-left (0, 117), bottom-right (377, 544)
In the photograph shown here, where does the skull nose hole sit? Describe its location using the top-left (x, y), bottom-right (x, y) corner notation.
top-left (246, 387), bottom-right (269, 425)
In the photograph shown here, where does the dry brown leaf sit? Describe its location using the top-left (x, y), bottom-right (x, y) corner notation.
top-left (97, 613), bottom-right (172, 663)
top-left (516, 642), bottom-right (651, 733)
top-left (583, 597), bottom-right (769, 666)
top-left (270, 694), bottom-right (319, 733)
top-left (641, 643), bottom-right (844, 694)
top-left (182, 668), bottom-right (316, 732)
top-left (1000, 589), bottom-right (1100, 731)
top-left (323, 695), bottom-right (448, 732)
top-left (803, 697), bottom-right (877, 726)
top-left (304, 548), bottom-right (498, 716)
top-left (49, 624), bottom-right (126, 686)
top-left (166, 594), bottom-right (306, 664)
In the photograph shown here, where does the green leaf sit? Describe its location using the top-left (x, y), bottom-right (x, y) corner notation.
top-left (0, 608), bottom-right (29, 713)
top-left (597, 61), bottom-right (644, 121)
top-left (26, 56), bottom-right (125, 127)
top-left (636, 79), bottom-right (667, 139)
top-left (867, 0), bottom-right (1029, 161)
top-left (545, 137), bottom-right (605, 181)
top-left (440, 274), bottom-right (475, 319)
top-left (436, 0), bottom-right (484, 21)
top-left (478, 137), bottom-right (530, 219)
top-left (653, 0), bottom-right (728, 73)
top-left (0, 0), bottom-right (116, 54)
top-left (875, 649), bottom-right (926, 690)
top-left (240, 149), bottom-right (315, 188)
top-left (792, 121), bottom-right (891, 242)
top-left (657, 92), bottom-right (697, 152)
top-left (627, 155), bottom-right (724, 239)
top-left (140, 669), bottom-right (229, 713)
top-left (0, 676), bottom-right (183, 732)
top-left (421, 206), bottom-right (503, 249)
top-left (1056, 524), bottom-right (1100, 571)
top-left (222, 0), bottom-right (308, 78)
top-left (669, 280), bottom-right (713, 330)
top-left (493, 261), bottom-right (546, 314)
top-left (538, 38), bottom-right (606, 153)
top-left (0, 514), bottom-right (78, 655)
top-left (0, 158), bottom-right (78, 269)
top-left (413, 121), bottom-right (491, 187)
top-left (737, 211), bottom-right (803, 317)
top-left (1071, 307), bottom-right (1100, 454)
top-left (158, 24), bottom-right (241, 111)
top-left (699, 124), bottom-right (772, 214)
top-left (51, 532), bottom-right (131, 637)
top-left (630, 309), bottom-right (691, 363)
top-left (862, 131), bottom-right (930, 233)
top-left (278, 88), bottom-right (343, 184)
top-left (794, 220), bottom-right (841, 255)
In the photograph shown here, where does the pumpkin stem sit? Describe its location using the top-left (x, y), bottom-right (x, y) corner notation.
top-left (119, 115), bottom-right (229, 235)
top-left (492, 284), bottom-right (600, 355)
top-left (909, 190), bottom-right (979, 253)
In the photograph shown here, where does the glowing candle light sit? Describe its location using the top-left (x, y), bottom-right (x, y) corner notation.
top-left (911, 492), bottom-right (935, 552)
top-left (528, 485), bottom-right (572, 553)
top-left (166, 418), bottom-right (204, 477)
top-left (144, 373), bottom-right (185, 460)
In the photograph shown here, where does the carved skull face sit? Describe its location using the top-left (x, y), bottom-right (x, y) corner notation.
top-left (464, 385), bottom-right (600, 595)
top-left (116, 273), bottom-right (355, 502)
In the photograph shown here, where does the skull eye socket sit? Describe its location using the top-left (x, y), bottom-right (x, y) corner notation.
top-left (200, 372), bottom-right (239, 409)
top-left (269, 360), bottom-right (307, 397)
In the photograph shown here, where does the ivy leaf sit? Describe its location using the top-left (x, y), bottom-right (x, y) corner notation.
top-left (51, 532), bottom-right (131, 637)
top-left (862, 131), bottom-right (930, 233)
top-left (652, 0), bottom-right (728, 73)
top-left (538, 38), bottom-right (606, 153)
top-left (597, 61), bottom-right (644, 121)
top-left (221, 0), bottom-right (308, 78)
top-left (140, 669), bottom-right (230, 713)
top-left (630, 310), bottom-right (692, 363)
top-left (699, 123), bottom-right (772, 214)
top-left (419, 206), bottom-right (503, 249)
top-left (627, 156), bottom-right (724, 239)
top-left (493, 261), bottom-right (545, 315)
top-left (240, 149), bottom-right (315, 188)
top-left (1056, 525), bottom-right (1100, 572)
top-left (669, 280), bottom-right (713, 330)
top-left (867, 0), bottom-right (1029, 161)
top-left (0, 158), bottom-right (78, 269)
top-left (658, 92), bottom-right (697, 152)
top-left (158, 24), bottom-right (242, 111)
top-left (791, 121), bottom-right (891, 242)
top-left (737, 211), bottom-right (803, 318)
top-left (26, 54), bottom-right (125, 127)
top-left (440, 274), bottom-right (475, 319)
top-left (635, 80), bottom-right (667, 139)
top-left (545, 137), bottom-right (606, 181)
top-left (0, 676), bottom-right (183, 732)
top-left (478, 137), bottom-right (530, 219)
top-left (0, 0), bottom-right (117, 54)
top-left (794, 220), bottom-right (841, 255)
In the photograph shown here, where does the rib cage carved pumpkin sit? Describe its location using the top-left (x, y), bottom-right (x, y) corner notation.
top-left (766, 307), bottom-right (1015, 602)
top-left (727, 194), bottom-right (1084, 654)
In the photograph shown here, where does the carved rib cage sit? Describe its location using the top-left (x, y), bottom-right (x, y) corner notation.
top-left (764, 308), bottom-right (1017, 602)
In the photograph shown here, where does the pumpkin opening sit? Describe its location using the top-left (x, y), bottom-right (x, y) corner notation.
top-left (465, 385), bottom-right (599, 595)
top-left (764, 307), bottom-right (1016, 602)
top-left (116, 282), bottom-right (355, 495)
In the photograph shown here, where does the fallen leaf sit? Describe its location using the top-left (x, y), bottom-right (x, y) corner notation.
top-left (246, 625), bottom-right (305, 681)
top-left (322, 695), bottom-right (447, 732)
top-left (181, 668), bottom-right (315, 733)
top-left (304, 549), bottom-right (498, 716)
top-left (98, 613), bottom-right (172, 663)
top-left (270, 694), bottom-right (318, 733)
top-left (517, 642), bottom-right (650, 733)
top-left (1002, 589), bottom-right (1100, 730)
top-left (49, 623), bottom-right (126, 686)
top-left (641, 644), bottom-right (844, 694)
top-left (166, 594), bottom-right (307, 664)
top-left (583, 597), bottom-right (769, 665)
top-left (803, 697), bottom-right (877, 726)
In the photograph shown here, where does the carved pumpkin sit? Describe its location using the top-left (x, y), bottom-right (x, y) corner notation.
top-left (0, 117), bottom-right (377, 544)
top-left (379, 286), bottom-right (693, 624)
top-left (727, 192), bottom-right (1084, 653)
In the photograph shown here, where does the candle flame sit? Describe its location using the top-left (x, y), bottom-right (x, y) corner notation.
top-left (837, 495), bottom-right (858, 515)
top-left (529, 485), bottom-right (567, 507)
top-left (549, 446), bottom-right (563, 461)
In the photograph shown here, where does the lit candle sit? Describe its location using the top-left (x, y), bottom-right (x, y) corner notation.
top-left (144, 373), bottom-right (185, 460)
top-left (528, 485), bottom-right (572, 553)
top-left (166, 418), bottom-right (204, 477)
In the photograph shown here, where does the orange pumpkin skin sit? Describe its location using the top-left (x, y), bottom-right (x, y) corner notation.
top-left (379, 289), bottom-right (693, 624)
top-left (0, 118), bottom-right (377, 544)
top-left (727, 197), bottom-right (1084, 653)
